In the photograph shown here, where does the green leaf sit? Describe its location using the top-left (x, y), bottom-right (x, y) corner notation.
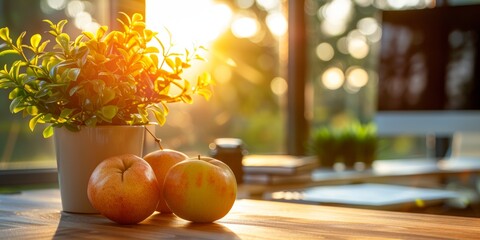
top-left (100, 105), bottom-right (118, 120)
top-left (22, 76), bottom-right (35, 85)
top-left (35, 88), bottom-right (51, 98)
top-left (66, 68), bottom-right (81, 81)
top-left (68, 85), bottom-right (82, 96)
top-left (9, 96), bottom-right (24, 113)
top-left (0, 80), bottom-right (16, 89)
top-left (42, 125), bottom-right (54, 138)
top-left (42, 113), bottom-right (53, 122)
top-left (102, 88), bottom-right (116, 104)
top-left (49, 65), bottom-right (58, 79)
top-left (60, 108), bottom-right (74, 118)
top-left (85, 117), bottom-right (97, 127)
top-left (8, 88), bottom-right (20, 100)
top-left (26, 106), bottom-right (38, 115)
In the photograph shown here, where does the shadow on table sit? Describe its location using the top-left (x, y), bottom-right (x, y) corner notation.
top-left (53, 211), bottom-right (240, 239)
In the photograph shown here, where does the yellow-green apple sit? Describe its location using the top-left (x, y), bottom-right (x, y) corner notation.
top-left (87, 154), bottom-right (160, 225)
top-left (143, 149), bottom-right (188, 213)
top-left (163, 156), bottom-right (237, 223)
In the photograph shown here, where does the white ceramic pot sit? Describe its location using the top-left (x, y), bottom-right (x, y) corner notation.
top-left (54, 125), bottom-right (146, 213)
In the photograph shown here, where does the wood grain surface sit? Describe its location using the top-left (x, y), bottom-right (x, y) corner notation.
top-left (1, 189), bottom-right (480, 239)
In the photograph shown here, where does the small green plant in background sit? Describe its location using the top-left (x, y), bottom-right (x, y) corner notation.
top-left (0, 12), bottom-right (213, 138)
top-left (307, 122), bottom-right (378, 169)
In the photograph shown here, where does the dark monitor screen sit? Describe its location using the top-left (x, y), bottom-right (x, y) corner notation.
top-left (375, 5), bottom-right (480, 136)
top-left (378, 5), bottom-right (480, 112)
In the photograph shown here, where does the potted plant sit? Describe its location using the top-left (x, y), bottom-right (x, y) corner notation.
top-left (0, 12), bottom-right (212, 213)
top-left (307, 122), bottom-right (378, 170)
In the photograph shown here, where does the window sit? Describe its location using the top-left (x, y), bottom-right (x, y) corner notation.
top-left (144, 0), bottom-right (288, 155)
top-left (0, 0), bottom-right (287, 173)
top-left (2, 0), bottom-right (477, 175)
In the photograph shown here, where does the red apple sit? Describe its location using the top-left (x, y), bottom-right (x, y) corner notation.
top-left (87, 154), bottom-right (160, 224)
top-left (143, 149), bottom-right (188, 213)
top-left (163, 156), bottom-right (237, 223)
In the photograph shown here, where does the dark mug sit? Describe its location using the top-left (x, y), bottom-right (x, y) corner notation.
top-left (209, 138), bottom-right (246, 184)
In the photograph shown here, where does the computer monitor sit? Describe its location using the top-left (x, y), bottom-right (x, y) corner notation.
top-left (375, 5), bottom-right (480, 137)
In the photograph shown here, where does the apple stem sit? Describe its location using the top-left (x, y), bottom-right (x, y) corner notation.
top-left (198, 155), bottom-right (201, 160)
top-left (145, 126), bottom-right (163, 150)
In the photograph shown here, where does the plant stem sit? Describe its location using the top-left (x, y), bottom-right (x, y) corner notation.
top-left (145, 126), bottom-right (163, 150)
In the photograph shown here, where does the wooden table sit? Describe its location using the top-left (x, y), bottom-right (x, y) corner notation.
top-left (1, 189), bottom-right (480, 239)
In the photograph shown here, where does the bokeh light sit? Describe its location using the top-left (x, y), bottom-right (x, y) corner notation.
top-left (256, 0), bottom-right (280, 11)
top-left (47, 0), bottom-right (67, 10)
top-left (347, 31), bottom-right (369, 59)
top-left (236, 0), bottom-right (255, 9)
top-left (66, 0), bottom-right (84, 18)
top-left (146, 0), bottom-right (232, 47)
top-left (73, 11), bottom-right (91, 29)
top-left (321, 67), bottom-right (345, 90)
top-left (266, 11), bottom-right (288, 37)
top-left (336, 37), bottom-right (349, 54)
top-left (346, 66), bottom-right (369, 88)
top-left (316, 42), bottom-right (335, 61)
top-left (270, 77), bottom-right (288, 95)
top-left (357, 17), bottom-right (378, 36)
top-left (231, 15), bottom-right (259, 38)
top-left (318, 0), bottom-right (353, 36)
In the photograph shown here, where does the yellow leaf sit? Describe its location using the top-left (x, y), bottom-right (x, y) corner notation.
top-left (83, 31), bottom-right (95, 40)
top-left (29, 114), bottom-right (42, 131)
top-left (166, 58), bottom-right (175, 70)
top-left (181, 94), bottom-right (193, 104)
top-left (96, 26), bottom-right (108, 40)
top-left (150, 105), bottom-right (166, 125)
top-left (175, 57), bottom-right (183, 70)
top-left (0, 27), bottom-right (10, 41)
top-left (16, 32), bottom-right (26, 49)
top-left (30, 34), bottom-right (41, 48)
top-left (132, 13), bottom-right (143, 22)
